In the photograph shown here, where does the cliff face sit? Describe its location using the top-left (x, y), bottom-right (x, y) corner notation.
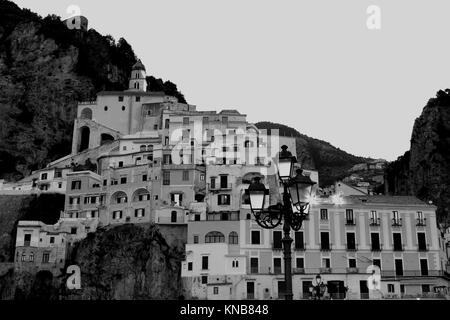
top-left (385, 89), bottom-right (450, 224)
top-left (0, 193), bottom-right (64, 262)
top-left (255, 122), bottom-right (372, 187)
top-left (6, 224), bottom-right (186, 300)
top-left (0, 0), bottom-right (185, 181)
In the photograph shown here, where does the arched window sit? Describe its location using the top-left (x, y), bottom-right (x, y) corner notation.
top-left (229, 232), bottom-right (238, 245)
top-left (140, 145), bottom-right (146, 152)
top-left (111, 191), bottom-right (127, 204)
top-left (171, 211), bottom-right (177, 223)
top-left (80, 108), bottom-right (92, 120)
top-left (147, 145), bottom-right (153, 152)
top-left (205, 231), bottom-right (225, 243)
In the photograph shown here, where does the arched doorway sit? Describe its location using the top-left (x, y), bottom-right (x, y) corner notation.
top-left (79, 126), bottom-right (90, 152)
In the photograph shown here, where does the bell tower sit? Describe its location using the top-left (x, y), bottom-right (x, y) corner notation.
top-left (129, 59), bottom-right (147, 91)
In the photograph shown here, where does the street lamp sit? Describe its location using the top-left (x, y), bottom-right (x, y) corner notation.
top-left (246, 145), bottom-right (316, 300)
top-left (312, 274), bottom-right (327, 300)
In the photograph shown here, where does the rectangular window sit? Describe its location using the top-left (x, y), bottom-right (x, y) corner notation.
top-left (183, 117), bottom-right (189, 125)
top-left (188, 262), bottom-right (193, 271)
top-left (210, 177), bottom-right (216, 189)
top-left (41, 173), bottom-right (48, 180)
top-left (193, 235), bottom-right (199, 244)
top-left (295, 231), bottom-right (304, 250)
top-left (250, 258), bottom-right (259, 273)
top-left (222, 116), bottom-right (228, 125)
top-left (163, 171), bottom-right (170, 185)
top-left (201, 276), bottom-right (208, 284)
top-left (118, 96), bottom-right (124, 101)
top-left (388, 284), bottom-right (395, 293)
top-left (142, 174), bottom-right (147, 182)
top-left (274, 258), bottom-right (282, 274)
top-left (71, 227), bottom-right (77, 235)
top-left (42, 252), bottom-right (50, 263)
top-left (202, 256), bottom-right (209, 270)
top-left (392, 211), bottom-right (401, 225)
top-left (163, 154), bottom-right (172, 165)
top-left (24, 234), bottom-right (31, 246)
top-left (71, 180), bottom-right (81, 190)
top-left (273, 231), bottom-right (282, 249)
top-left (218, 194), bottom-right (230, 205)
top-left (135, 208), bottom-right (145, 218)
top-left (103, 179), bottom-right (107, 186)
top-left (346, 232), bottom-right (356, 250)
top-left (371, 233), bottom-right (381, 251)
top-left (349, 258), bottom-right (357, 268)
top-left (296, 257), bottom-right (304, 269)
top-left (220, 175), bottom-right (228, 188)
top-left (417, 232), bottom-right (427, 251)
top-left (395, 259), bottom-right (403, 276)
top-left (393, 233), bottom-right (403, 251)
top-left (55, 170), bottom-right (62, 178)
top-left (118, 161), bottom-right (124, 168)
top-left (420, 259), bottom-right (428, 276)
top-left (182, 170), bottom-right (189, 181)
top-left (320, 209), bottom-right (328, 220)
top-left (165, 137), bottom-right (169, 146)
top-left (370, 210), bottom-right (379, 224)
top-left (322, 258), bottom-right (331, 268)
top-left (251, 231), bottom-right (260, 245)
top-left (136, 96), bottom-right (141, 102)
top-left (113, 211), bottom-right (123, 220)
top-left (50, 237), bottom-right (55, 244)
top-left (320, 232), bottom-right (330, 250)
top-left (213, 287), bottom-right (219, 295)
top-left (422, 284), bottom-right (430, 293)
top-left (346, 209), bottom-right (355, 224)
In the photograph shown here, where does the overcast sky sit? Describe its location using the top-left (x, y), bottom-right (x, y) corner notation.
top-left (13, 0), bottom-right (450, 161)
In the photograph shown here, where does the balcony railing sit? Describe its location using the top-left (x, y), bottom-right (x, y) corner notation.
top-left (293, 268), bottom-right (305, 274)
top-left (369, 217), bottom-right (381, 226)
top-left (320, 267), bottom-right (332, 274)
top-left (418, 244), bottom-right (430, 252)
top-left (381, 270), bottom-right (445, 277)
top-left (250, 267), bottom-right (259, 274)
top-left (346, 267), bottom-right (359, 274)
top-left (393, 244), bottom-right (405, 252)
top-left (272, 242), bottom-right (282, 250)
top-left (294, 245), bottom-right (306, 251)
top-left (208, 183), bottom-right (232, 191)
top-left (392, 218), bottom-right (402, 227)
top-left (346, 243), bottom-right (358, 251)
top-left (371, 243), bottom-right (383, 252)
top-left (345, 219), bottom-right (356, 226)
top-left (416, 218), bottom-right (427, 226)
top-left (320, 244), bottom-right (332, 251)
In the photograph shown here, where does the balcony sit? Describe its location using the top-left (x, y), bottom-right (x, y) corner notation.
top-left (272, 242), bottom-right (283, 250)
top-left (346, 267), bottom-right (359, 274)
top-left (392, 218), bottom-right (402, 227)
top-left (371, 243), bottom-right (383, 252)
top-left (418, 244), bottom-right (430, 252)
top-left (345, 219), bottom-right (356, 226)
top-left (320, 267), bottom-right (332, 274)
top-left (294, 245), bottom-right (306, 251)
top-left (250, 267), bottom-right (259, 274)
top-left (346, 243), bottom-right (358, 251)
top-left (293, 268), bottom-right (305, 274)
top-left (416, 218), bottom-right (427, 227)
top-left (369, 217), bottom-right (381, 226)
top-left (393, 244), bottom-right (405, 252)
top-left (381, 270), bottom-right (445, 278)
top-left (208, 183), bottom-right (232, 191)
top-left (320, 244), bottom-right (332, 252)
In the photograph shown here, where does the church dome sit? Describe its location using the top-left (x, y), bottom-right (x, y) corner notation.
top-left (132, 59), bottom-right (146, 71)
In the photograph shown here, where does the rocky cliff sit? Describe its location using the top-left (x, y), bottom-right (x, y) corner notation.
top-left (385, 89), bottom-right (450, 224)
top-left (5, 223), bottom-right (186, 300)
top-left (0, 0), bottom-right (185, 181)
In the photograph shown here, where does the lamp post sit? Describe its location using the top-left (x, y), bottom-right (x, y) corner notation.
top-left (312, 274), bottom-right (327, 300)
top-left (246, 145), bottom-right (316, 300)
